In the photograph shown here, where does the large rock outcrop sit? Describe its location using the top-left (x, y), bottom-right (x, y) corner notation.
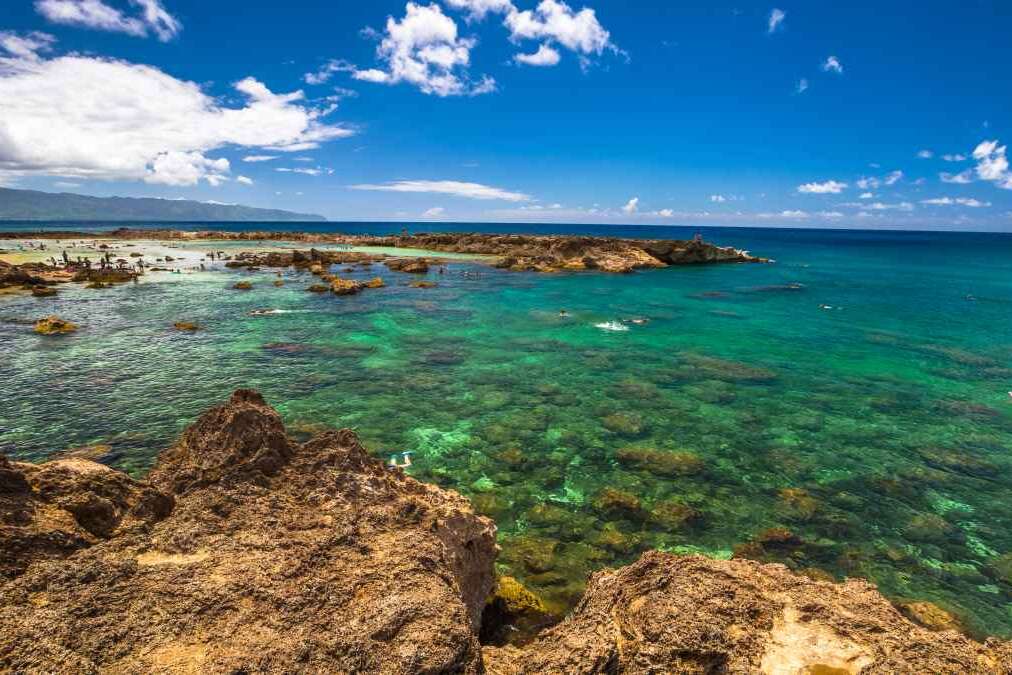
top-left (484, 551), bottom-right (1011, 674)
top-left (0, 390), bottom-right (498, 673)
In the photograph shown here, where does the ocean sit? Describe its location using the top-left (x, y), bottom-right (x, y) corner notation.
top-left (2, 222), bottom-right (1011, 636)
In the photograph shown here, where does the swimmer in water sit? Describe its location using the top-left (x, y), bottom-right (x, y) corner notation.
top-left (559, 309), bottom-right (569, 317)
top-left (388, 451), bottom-right (413, 469)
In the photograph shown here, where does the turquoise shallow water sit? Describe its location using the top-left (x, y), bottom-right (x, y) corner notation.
top-left (2, 224), bottom-right (1012, 636)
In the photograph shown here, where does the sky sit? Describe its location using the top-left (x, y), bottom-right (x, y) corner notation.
top-left (1, 0), bottom-right (1011, 230)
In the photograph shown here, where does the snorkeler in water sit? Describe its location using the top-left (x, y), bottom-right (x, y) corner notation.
top-left (387, 451), bottom-right (413, 469)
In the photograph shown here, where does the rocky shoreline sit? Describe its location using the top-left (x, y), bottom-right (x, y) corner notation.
top-left (1, 390), bottom-right (1008, 673)
top-left (0, 228), bottom-right (766, 274)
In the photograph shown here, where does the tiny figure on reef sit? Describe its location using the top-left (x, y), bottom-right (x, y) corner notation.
top-left (693, 232), bottom-right (703, 243)
top-left (62, 251), bottom-right (69, 265)
top-left (387, 451), bottom-right (413, 470)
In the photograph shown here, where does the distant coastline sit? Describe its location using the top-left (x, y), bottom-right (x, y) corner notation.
top-left (0, 187), bottom-right (326, 222)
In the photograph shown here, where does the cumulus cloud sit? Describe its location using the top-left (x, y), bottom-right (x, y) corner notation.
top-left (655, 208), bottom-right (674, 217)
top-left (35, 0), bottom-right (181, 41)
top-left (514, 43), bottom-right (560, 66)
top-left (0, 39), bottom-right (353, 186)
top-left (349, 179), bottom-right (530, 201)
top-left (917, 149), bottom-right (933, 159)
top-left (236, 175), bottom-right (253, 185)
top-left (822, 56), bottom-right (843, 74)
top-left (352, 3), bottom-right (492, 97)
top-left (505, 0), bottom-right (616, 57)
top-left (768, 8), bottom-right (785, 34)
top-left (442, 0), bottom-right (620, 67)
top-left (973, 140), bottom-right (1012, 189)
top-left (422, 206), bottom-right (446, 216)
top-left (859, 192), bottom-right (874, 199)
top-left (710, 194), bottom-right (727, 203)
top-left (921, 197), bottom-right (990, 207)
top-left (798, 180), bottom-right (847, 194)
top-left (942, 153), bottom-right (967, 162)
top-left (621, 196), bottom-right (639, 214)
top-left (444, 0), bottom-right (514, 21)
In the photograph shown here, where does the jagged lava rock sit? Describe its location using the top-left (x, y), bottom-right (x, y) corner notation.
top-left (484, 551), bottom-right (1010, 674)
top-left (0, 390), bottom-right (498, 674)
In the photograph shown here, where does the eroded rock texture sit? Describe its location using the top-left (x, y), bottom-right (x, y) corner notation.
top-left (0, 390), bottom-right (497, 674)
top-left (484, 551), bottom-right (1011, 675)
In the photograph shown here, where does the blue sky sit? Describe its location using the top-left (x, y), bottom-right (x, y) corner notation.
top-left (1, 0), bottom-right (1010, 229)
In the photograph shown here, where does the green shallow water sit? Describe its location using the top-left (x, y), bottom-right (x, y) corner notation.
top-left (2, 227), bottom-right (1012, 636)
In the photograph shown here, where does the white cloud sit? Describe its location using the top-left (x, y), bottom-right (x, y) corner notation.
top-left (859, 192), bottom-right (874, 199)
top-left (35, 0), bottom-right (181, 41)
top-left (822, 56), bottom-right (843, 74)
top-left (758, 209), bottom-right (808, 219)
top-left (856, 170), bottom-right (902, 190)
top-left (505, 0), bottom-right (617, 57)
top-left (917, 149), bottom-right (933, 159)
top-left (514, 43), bottom-right (561, 66)
top-left (0, 31), bottom-right (55, 60)
top-left (242, 155), bottom-right (278, 162)
top-left (303, 59), bottom-right (356, 85)
top-left (796, 78), bottom-right (808, 94)
top-left (818, 211), bottom-right (844, 218)
top-left (798, 180), bottom-right (847, 194)
top-left (920, 197), bottom-right (990, 207)
top-left (710, 194), bottom-right (727, 203)
top-left (655, 208), bottom-right (674, 217)
top-left (0, 41), bottom-right (353, 186)
top-left (942, 153), bottom-right (967, 162)
top-left (863, 201), bottom-right (914, 211)
top-left (353, 3), bottom-right (492, 97)
top-left (349, 179), bottom-right (530, 201)
top-left (54, 180), bottom-right (81, 188)
top-left (422, 206), bottom-right (446, 217)
top-left (768, 8), bottom-right (786, 33)
top-left (276, 167), bottom-right (331, 176)
top-left (940, 170), bottom-right (973, 184)
top-left (621, 196), bottom-right (639, 214)
top-left (236, 175), bottom-right (254, 185)
top-left (972, 139), bottom-right (1012, 189)
top-left (147, 151), bottom-right (229, 186)
top-left (444, 0), bottom-right (514, 21)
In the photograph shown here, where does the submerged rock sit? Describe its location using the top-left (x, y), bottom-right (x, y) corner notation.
top-left (33, 315), bottom-right (77, 335)
top-left (483, 552), bottom-right (1010, 674)
top-left (385, 257), bottom-right (431, 274)
top-left (232, 280), bottom-right (253, 290)
top-left (172, 321), bottom-right (199, 331)
top-left (0, 390), bottom-right (497, 673)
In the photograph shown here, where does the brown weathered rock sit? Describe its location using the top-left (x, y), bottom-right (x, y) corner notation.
top-left (0, 390), bottom-right (498, 673)
top-left (0, 453), bottom-right (172, 579)
top-left (385, 257), bottom-right (431, 274)
top-left (330, 277), bottom-right (363, 295)
top-left (484, 552), bottom-right (1011, 674)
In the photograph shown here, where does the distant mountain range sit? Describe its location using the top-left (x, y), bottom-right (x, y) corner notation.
top-left (0, 187), bottom-right (326, 222)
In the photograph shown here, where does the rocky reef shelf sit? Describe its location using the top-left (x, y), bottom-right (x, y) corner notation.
top-left (1, 390), bottom-right (1008, 673)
